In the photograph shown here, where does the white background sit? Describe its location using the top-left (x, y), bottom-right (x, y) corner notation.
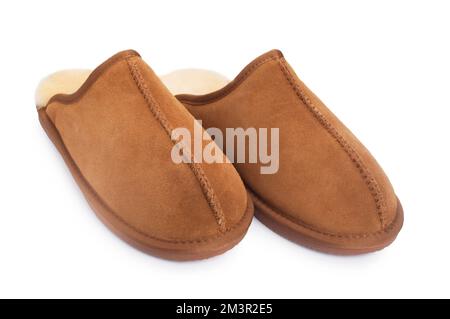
top-left (0, 0), bottom-right (449, 298)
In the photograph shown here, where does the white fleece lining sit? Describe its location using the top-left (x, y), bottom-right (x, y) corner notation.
top-left (35, 68), bottom-right (229, 109)
top-left (160, 69), bottom-right (229, 95)
top-left (35, 69), bottom-right (92, 109)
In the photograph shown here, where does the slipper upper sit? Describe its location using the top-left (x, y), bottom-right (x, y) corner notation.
top-left (43, 50), bottom-right (249, 243)
top-left (177, 50), bottom-right (399, 238)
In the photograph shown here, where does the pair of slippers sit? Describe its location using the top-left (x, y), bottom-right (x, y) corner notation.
top-left (36, 49), bottom-right (403, 260)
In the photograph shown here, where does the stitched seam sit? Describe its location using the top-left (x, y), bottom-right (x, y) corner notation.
top-left (41, 110), bottom-right (251, 244)
top-left (277, 59), bottom-right (387, 228)
top-left (126, 58), bottom-right (227, 232)
top-left (248, 187), bottom-right (398, 239)
top-left (178, 55), bottom-right (281, 105)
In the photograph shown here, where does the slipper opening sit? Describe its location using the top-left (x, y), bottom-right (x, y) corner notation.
top-left (160, 69), bottom-right (229, 96)
top-left (35, 69), bottom-right (92, 109)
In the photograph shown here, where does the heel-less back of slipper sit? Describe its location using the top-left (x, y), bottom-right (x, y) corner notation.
top-left (36, 68), bottom-right (229, 108)
top-left (35, 69), bottom-right (92, 109)
top-left (160, 69), bottom-right (229, 96)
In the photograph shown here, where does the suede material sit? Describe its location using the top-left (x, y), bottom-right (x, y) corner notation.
top-left (178, 50), bottom-right (399, 236)
top-left (130, 57), bottom-right (247, 227)
top-left (44, 51), bottom-right (248, 242)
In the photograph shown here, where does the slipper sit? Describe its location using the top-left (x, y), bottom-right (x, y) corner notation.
top-left (161, 50), bottom-right (403, 255)
top-left (35, 50), bottom-right (253, 261)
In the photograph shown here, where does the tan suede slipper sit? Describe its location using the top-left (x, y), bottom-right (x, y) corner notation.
top-left (35, 50), bottom-right (253, 261)
top-left (162, 50), bottom-right (403, 255)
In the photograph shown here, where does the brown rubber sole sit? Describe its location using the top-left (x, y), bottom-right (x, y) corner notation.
top-left (38, 108), bottom-right (254, 261)
top-left (248, 188), bottom-right (403, 255)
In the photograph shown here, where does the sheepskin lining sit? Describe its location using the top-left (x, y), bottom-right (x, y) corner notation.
top-left (35, 68), bottom-right (229, 109)
top-left (35, 69), bottom-right (92, 109)
top-left (161, 69), bottom-right (229, 95)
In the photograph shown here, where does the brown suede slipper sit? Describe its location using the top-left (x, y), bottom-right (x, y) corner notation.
top-left (168, 50), bottom-right (403, 255)
top-left (35, 50), bottom-right (253, 261)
